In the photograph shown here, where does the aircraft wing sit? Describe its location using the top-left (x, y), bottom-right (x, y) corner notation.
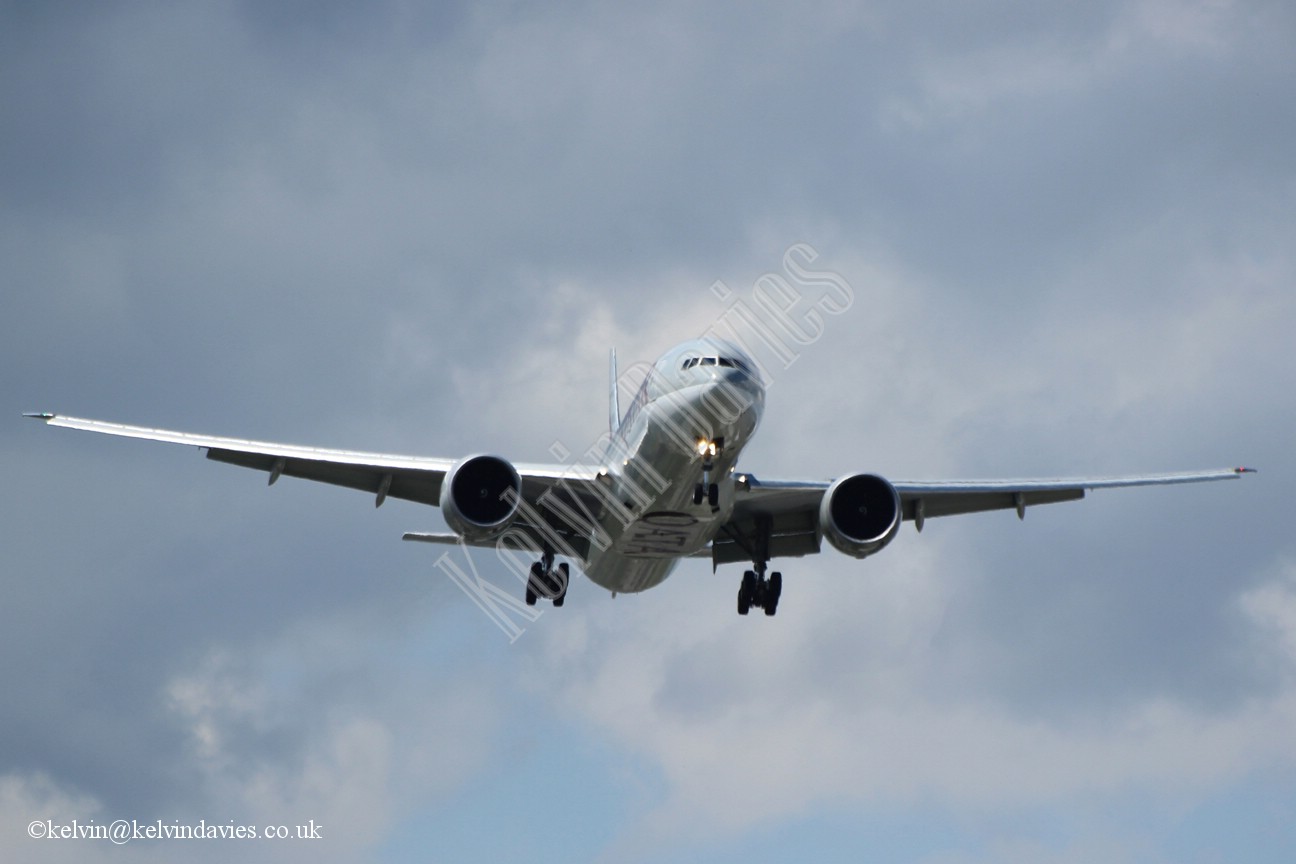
top-left (710, 468), bottom-right (1253, 566)
top-left (25, 414), bottom-right (600, 552)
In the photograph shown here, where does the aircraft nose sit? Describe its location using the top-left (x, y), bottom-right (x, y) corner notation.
top-left (688, 370), bottom-right (763, 417)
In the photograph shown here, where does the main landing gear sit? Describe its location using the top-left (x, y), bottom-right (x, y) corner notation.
top-left (725, 513), bottom-right (781, 616)
top-left (738, 565), bottom-right (781, 617)
top-left (525, 546), bottom-right (569, 607)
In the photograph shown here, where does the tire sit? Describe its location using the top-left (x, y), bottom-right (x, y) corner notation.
top-left (554, 563), bottom-right (570, 607)
top-left (528, 562), bottom-right (546, 600)
top-left (765, 571), bottom-right (782, 616)
top-left (738, 570), bottom-right (756, 615)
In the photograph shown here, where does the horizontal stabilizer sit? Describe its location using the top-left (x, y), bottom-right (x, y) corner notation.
top-left (609, 348), bottom-right (620, 436)
top-left (402, 532), bottom-right (466, 545)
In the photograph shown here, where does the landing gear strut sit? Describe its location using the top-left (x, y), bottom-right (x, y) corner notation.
top-left (525, 546), bottom-right (569, 607)
top-left (727, 514), bottom-right (782, 616)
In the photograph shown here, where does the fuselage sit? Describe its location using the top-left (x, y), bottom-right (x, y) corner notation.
top-left (582, 338), bottom-right (766, 594)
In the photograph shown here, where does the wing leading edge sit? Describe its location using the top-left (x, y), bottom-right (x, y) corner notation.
top-left (891, 470), bottom-right (1253, 524)
top-left (28, 413), bottom-right (459, 506)
top-left (25, 414), bottom-right (601, 545)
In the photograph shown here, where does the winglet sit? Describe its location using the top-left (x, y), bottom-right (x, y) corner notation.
top-left (609, 348), bottom-right (621, 437)
top-left (1234, 467), bottom-right (1257, 474)
top-left (23, 412), bottom-right (55, 421)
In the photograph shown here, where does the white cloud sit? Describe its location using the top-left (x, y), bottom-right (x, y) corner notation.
top-left (1240, 560), bottom-right (1296, 680)
top-left (1114, 0), bottom-right (1244, 56)
top-left (533, 543), bottom-right (1296, 855)
top-left (1, 773), bottom-right (111, 864)
top-left (140, 623), bottom-right (504, 862)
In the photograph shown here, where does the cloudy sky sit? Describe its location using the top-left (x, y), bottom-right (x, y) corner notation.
top-left (4, 1), bottom-right (1294, 861)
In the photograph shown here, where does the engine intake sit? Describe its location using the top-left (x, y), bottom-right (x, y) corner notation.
top-left (819, 473), bottom-right (902, 559)
top-left (440, 454), bottom-right (523, 542)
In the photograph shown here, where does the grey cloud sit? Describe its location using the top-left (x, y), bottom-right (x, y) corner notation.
top-left (3, 1), bottom-right (1293, 861)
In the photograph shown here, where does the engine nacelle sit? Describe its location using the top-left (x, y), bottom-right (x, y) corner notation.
top-left (439, 454), bottom-right (523, 542)
top-left (819, 472), bottom-right (902, 559)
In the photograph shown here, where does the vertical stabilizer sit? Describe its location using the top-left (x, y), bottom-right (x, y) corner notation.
top-left (608, 348), bottom-right (620, 436)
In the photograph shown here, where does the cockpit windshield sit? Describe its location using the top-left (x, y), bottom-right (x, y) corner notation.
top-left (681, 356), bottom-right (752, 373)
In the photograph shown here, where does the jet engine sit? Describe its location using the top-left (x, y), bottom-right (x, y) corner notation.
top-left (819, 472), bottom-right (902, 559)
top-left (439, 454), bottom-right (523, 542)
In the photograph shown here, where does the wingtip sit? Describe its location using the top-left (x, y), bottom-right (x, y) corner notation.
top-left (1234, 466), bottom-right (1258, 475)
top-left (23, 412), bottom-right (55, 421)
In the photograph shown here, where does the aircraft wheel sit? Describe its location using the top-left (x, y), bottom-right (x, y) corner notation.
top-left (738, 570), bottom-right (756, 615)
top-left (764, 571), bottom-right (782, 616)
top-left (527, 562), bottom-right (545, 605)
top-left (554, 562), bottom-right (570, 607)
top-left (707, 483), bottom-right (719, 507)
top-left (693, 483), bottom-right (705, 505)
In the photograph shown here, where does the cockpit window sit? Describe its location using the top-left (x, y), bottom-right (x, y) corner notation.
top-left (682, 355), bottom-right (752, 373)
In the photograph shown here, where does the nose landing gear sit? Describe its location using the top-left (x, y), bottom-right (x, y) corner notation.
top-left (693, 437), bottom-right (723, 509)
top-left (693, 481), bottom-right (719, 507)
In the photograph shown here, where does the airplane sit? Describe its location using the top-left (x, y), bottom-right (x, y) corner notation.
top-left (26, 337), bottom-right (1254, 616)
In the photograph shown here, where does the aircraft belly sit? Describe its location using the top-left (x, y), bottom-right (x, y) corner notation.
top-left (618, 511), bottom-right (711, 557)
top-left (583, 552), bottom-right (677, 594)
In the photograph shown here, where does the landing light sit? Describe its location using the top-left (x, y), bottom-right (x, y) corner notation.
top-left (697, 439), bottom-right (718, 457)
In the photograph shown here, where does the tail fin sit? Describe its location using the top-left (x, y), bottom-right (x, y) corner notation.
top-left (608, 348), bottom-right (620, 436)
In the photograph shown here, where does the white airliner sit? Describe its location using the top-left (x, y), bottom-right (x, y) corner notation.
top-left (27, 337), bottom-right (1252, 615)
